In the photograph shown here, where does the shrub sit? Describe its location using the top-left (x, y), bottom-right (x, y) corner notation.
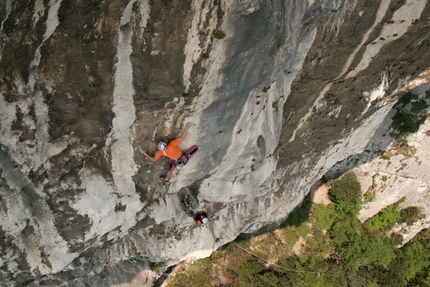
top-left (340, 233), bottom-right (395, 270)
top-left (398, 229), bottom-right (430, 282)
top-left (328, 172), bottom-right (362, 216)
top-left (330, 216), bottom-right (363, 247)
top-left (150, 262), bottom-right (163, 272)
top-left (235, 260), bottom-right (265, 284)
top-left (329, 172), bottom-right (361, 203)
top-left (391, 92), bottom-right (429, 135)
top-left (213, 30), bottom-right (226, 39)
top-left (400, 206), bottom-right (423, 225)
top-left (365, 203), bottom-right (401, 232)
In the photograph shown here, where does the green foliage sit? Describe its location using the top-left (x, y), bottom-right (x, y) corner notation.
top-left (311, 204), bottom-right (336, 230)
top-left (330, 216), bottom-right (363, 247)
top-left (392, 92), bottom-right (429, 135)
top-left (150, 262), bottom-right (163, 272)
top-left (166, 257), bottom-right (214, 287)
top-left (397, 229), bottom-right (430, 282)
top-left (166, 169), bottom-right (430, 287)
top-left (295, 270), bottom-right (327, 287)
top-left (400, 206), bottom-right (423, 225)
top-left (235, 260), bottom-right (265, 284)
top-left (333, 200), bottom-right (360, 217)
top-left (364, 281), bottom-right (380, 287)
top-left (305, 228), bottom-right (334, 256)
top-left (279, 222), bottom-right (311, 251)
top-left (365, 203), bottom-right (401, 232)
top-left (329, 172), bottom-right (362, 215)
top-left (396, 135), bottom-right (408, 146)
top-left (248, 271), bottom-right (285, 287)
top-left (279, 198), bottom-right (312, 248)
top-left (340, 233), bottom-right (395, 270)
top-left (282, 198), bottom-right (312, 227)
top-left (363, 193), bottom-right (376, 204)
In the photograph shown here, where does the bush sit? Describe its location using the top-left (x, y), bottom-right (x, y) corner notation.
top-left (150, 262), bottom-right (163, 272)
top-left (400, 206), bottom-right (422, 225)
top-left (213, 30), bottom-right (226, 39)
top-left (329, 172), bottom-right (362, 204)
top-left (397, 229), bottom-right (430, 283)
top-left (365, 203), bottom-right (401, 232)
top-left (328, 172), bottom-right (362, 216)
top-left (340, 234), bottom-right (395, 270)
top-left (330, 216), bottom-right (363, 247)
top-left (392, 92), bottom-right (429, 135)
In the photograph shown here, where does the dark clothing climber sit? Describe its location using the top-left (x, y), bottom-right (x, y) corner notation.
top-left (193, 211), bottom-right (208, 224)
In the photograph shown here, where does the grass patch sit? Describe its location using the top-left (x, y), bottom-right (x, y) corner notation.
top-left (311, 204), bottom-right (336, 230)
top-left (166, 257), bottom-right (214, 287)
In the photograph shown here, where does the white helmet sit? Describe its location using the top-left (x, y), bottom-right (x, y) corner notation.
top-left (202, 217), bottom-right (209, 224)
top-left (158, 141), bottom-right (167, 151)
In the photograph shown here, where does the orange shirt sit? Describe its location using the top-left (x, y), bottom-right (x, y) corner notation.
top-left (154, 138), bottom-right (182, 160)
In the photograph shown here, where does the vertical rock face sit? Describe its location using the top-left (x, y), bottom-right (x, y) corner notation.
top-left (0, 0), bottom-right (429, 285)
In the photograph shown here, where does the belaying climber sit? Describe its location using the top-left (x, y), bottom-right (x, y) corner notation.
top-left (139, 122), bottom-right (192, 182)
top-left (193, 211), bottom-right (208, 225)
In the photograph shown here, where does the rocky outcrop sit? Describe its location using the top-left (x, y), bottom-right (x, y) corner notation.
top-left (0, 0), bottom-right (429, 285)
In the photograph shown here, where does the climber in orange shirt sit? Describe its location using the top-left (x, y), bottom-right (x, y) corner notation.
top-left (140, 122), bottom-right (192, 182)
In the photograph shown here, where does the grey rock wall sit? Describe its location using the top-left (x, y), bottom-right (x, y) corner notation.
top-left (0, 0), bottom-right (429, 285)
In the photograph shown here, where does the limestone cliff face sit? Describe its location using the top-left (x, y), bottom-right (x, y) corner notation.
top-left (0, 0), bottom-right (429, 285)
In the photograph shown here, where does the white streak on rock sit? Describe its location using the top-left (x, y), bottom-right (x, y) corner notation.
top-left (0, 0), bottom-right (13, 30)
top-left (0, 0), bottom-right (13, 60)
top-left (289, 79), bottom-right (331, 143)
top-left (0, 96), bottom-right (17, 147)
top-left (138, 0), bottom-right (150, 36)
top-left (73, 0), bottom-right (145, 242)
top-left (360, 72), bottom-right (389, 116)
top-left (314, 102), bottom-right (395, 173)
top-left (183, 1), bottom-right (216, 91)
top-left (340, 0), bottom-right (391, 77)
top-left (16, 0), bottom-right (70, 172)
top-left (347, 0), bottom-right (427, 78)
top-left (1, 1), bottom-right (70, 172)
top-left (0, 155), bottom-right (78, 275)
top-left (33, 0), bottom-right (46, 27)
top-left (9, 0), bottom-right (80, 274)
top-left (29, 0), bottom-right (62, 91)
top-left (287, 0), bottom-right (426, 143)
